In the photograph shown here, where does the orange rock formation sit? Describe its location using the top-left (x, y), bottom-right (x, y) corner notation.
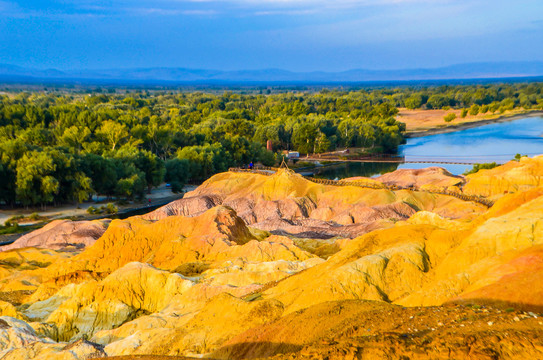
top-left (0, 156), bottom-right (542, 359)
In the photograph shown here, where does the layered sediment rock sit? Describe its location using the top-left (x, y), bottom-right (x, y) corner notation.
top-left (463, 154), bottom-right (543, 197)
top-left (146, 169), bottom-right (485, 239)
top-left (1, 220), bottom-right (110, 252)
top-left (374, 166), bottom-right (464, 189)
top-left (0, 316), bottom-right (106, 359)
top-left (0, 158), bottom-right (541, 359)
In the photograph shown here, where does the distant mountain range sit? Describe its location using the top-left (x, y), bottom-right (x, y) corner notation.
top-left (1, 61), bottom-right (543, 84)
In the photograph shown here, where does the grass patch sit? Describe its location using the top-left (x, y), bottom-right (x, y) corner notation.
top-left (87, 203), bottom-right (118, 215)
top-left (0, 223), bottom-right (41, 235)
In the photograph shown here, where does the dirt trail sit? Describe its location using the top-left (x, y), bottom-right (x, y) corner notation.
top-left (0, 184), bottom-right (195, 226)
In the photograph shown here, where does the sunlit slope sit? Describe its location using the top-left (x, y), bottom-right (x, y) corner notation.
top-left (213, 300), bottom-right (543, 360)
top-left (146, 169), bottom-right (485, 239)
top-left (0, 158), bottom-right (542, 358)
top-left (463, 154), bottom-right (543, 197)
top-left (260, 185), bottom-right (543, 313)
top-left (47, 206), bottom-right (314, 276)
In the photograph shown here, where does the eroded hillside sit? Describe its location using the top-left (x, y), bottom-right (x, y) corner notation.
top-left (0, 156), bottom-right (542, 359)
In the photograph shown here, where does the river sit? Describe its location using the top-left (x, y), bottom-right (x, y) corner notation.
top-left (313, 116), bottom-right (543, 179)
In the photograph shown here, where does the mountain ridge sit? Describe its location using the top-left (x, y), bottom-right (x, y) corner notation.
top-left (1, 61), bottom-right (543, 83)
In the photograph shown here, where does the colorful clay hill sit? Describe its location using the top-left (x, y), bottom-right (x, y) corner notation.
top-left (0, 155), bottom-right (541, 359)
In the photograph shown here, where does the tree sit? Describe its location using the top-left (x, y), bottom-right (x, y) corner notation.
top-left (292, 123), bottom-right (317, 154)
top-left (358, 122), bottom-right (377, 148)
top-left (314, 131), bottom-right (331, 153)
top-left (15, 151), bottom-right (58, 207)
top-left (96, 120), bottom-right (128, 150)
top-left (59, 126), bottom-right (90, 153)
top-left (426, 95), bottom-right (449, 109)
top-left (338, 119), bottom-right (357, 148)
top-left (70, 172), bottom-right (93, 204)
top-left (165, 158), bottom-right (190, 193)
top-left (0, 148), bottom-right (18, 206)
top-left (115, 173), bottom-right (146, 200)
top-left (404, 95), bottom-right (423, 109)
top-left (133, 150), bottom-right (166, 193)
top-left (177, 143), bottom-right (229, 181)
top-left (469, 104), bottom-right (480, 116)
top-left (79, 154), bottom-right (117, 198)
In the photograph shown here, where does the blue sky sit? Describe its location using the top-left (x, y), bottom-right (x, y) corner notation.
top-left (0, 0), bottom-right (542, 71)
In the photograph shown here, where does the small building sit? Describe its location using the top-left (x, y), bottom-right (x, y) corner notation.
top-left (287, 151), bottom-right (300, 159)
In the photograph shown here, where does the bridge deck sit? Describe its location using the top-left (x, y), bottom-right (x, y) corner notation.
top-left (304, 157), bottom-right (506, 165)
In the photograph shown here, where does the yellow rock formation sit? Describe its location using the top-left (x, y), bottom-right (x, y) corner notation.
top-left (0, 159), bottom-right (541, 359)
top-left (40, 262), bottom-right (193, 341)
top-left (463, 155), bottom-right (543, 197)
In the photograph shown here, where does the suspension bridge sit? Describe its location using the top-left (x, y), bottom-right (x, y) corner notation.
top-left (303, 153), bottom-right (509, 165)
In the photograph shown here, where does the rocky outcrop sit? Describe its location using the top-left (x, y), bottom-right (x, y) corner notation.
top-left (48, 206), bottom-right (256, 275)
top-left (0, 316), bottom-right (106, 359)
top-left (46, 206), bottom-right (318, 280)
top-left (463, 155), bottom-right (543, 197)
top-left (99, 293), bottom-right (284, 357)
top-left (146, 169), bottom-right (484, 240)
top-left (374, 166), bottom-right (464, 189)
top-left (213, 300), bottom-right (543, 360)
top-left (143, 195), bottom-right (222, 220)
top-left (31, 262), bottom-right (194, 341)
top-left (1, 220), bottom-right (110, 252)
top-left (452, 245), bottom-right (543, 311)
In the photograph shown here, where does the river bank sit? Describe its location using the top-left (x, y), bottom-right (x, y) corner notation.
top-left (404, 110), bottom-right (543, 138)
top-left (0, 183), bottom-right (196, 226)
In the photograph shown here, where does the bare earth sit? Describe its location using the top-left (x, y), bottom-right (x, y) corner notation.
top-left (398, 108), bottom-right (543, 135)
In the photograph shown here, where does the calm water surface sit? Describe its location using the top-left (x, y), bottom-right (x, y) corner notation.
top-left (315, 116), bottom-right (543, 179)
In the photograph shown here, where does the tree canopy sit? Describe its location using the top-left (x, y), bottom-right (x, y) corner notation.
top-left (2, 82), bottom-right (540, 207)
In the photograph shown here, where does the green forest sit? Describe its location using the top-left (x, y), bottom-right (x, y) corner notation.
top-left (0, 82), bottom-right (542, 207)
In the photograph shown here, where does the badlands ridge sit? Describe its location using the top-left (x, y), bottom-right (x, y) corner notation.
top-left (0, 156), bottom-right (542, 359)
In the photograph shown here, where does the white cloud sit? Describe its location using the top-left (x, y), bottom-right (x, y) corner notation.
top-left (166, 0), bottom-right (445, 10)
top-left (126, 7), bottom-right (216, 15)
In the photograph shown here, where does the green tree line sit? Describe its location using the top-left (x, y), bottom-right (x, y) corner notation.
top-left (4, 82), bottom-right (540, 207)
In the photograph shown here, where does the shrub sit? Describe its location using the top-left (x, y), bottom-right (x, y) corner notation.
top-left (464, 162), bottom-right (498, 175)
top-left (86, 206), bottom-right (99, 214)
top-left (460, 108), bottom-right (468, 118)
top-left (444, 113), bottom-right (456, 123)
top-left (29, 212), bottom-right (40, 221)
top-left (469, 104), bottom-right (480, 116)
top-left (105, 203), bottom-right (118, 214)
top-left (170, 181), bottom-right (183, 194)
top-left (5, 215), bottom-right (23, 226)
top-left (0, 223), bottom-right (19, 235)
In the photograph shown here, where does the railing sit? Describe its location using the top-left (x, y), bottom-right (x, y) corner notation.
top-left (228, 167), bottom-right (495, 207)
top-left (304, 153), bottom-right (507, 165)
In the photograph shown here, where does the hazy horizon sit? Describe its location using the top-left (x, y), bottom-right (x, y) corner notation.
top-left (4, 60), bottom-right (543, 74)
